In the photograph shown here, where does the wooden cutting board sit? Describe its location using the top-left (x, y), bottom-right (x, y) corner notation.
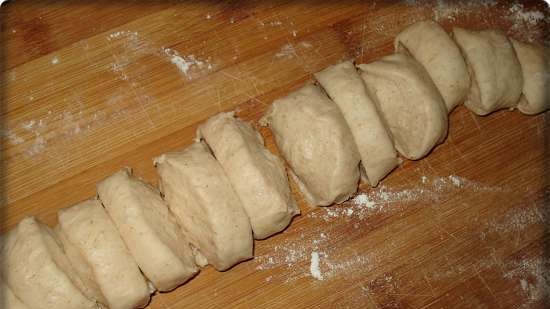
top-left (1, 1), bottom-right (549, 308)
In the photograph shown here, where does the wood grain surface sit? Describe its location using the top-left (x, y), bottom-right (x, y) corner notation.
top-left (1, 1), bottom-right (549, 308)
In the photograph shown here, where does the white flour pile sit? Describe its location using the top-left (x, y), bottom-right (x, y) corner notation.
top-left (310, 252), bottom-right (324, 280)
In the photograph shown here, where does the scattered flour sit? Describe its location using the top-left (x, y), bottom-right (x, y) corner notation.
top-left (408, 1), bottom-right (549, 43)
top-left (307, 174), bottom-right (506, 222)
top-left (509, 3), bottom-right (546, 25)
top-left (299, 41), bottom-right (313, 49)
top-left (2, 129), bottom-right (24, 145)
top-left (426, 0), bottom-right (498, 22)
top-left (51, 56), bottom-right (59, 65)
top-left (486, 206), bottom-right (544, 234)
top-left (275, 43), bottom-right (296, 59)
top-left (504, 257), bottom-right (550, 303)
top-left (162, 48), bottom-right (213, 78)
top-left (21, 120), bottom-right (36, 131)
top-left (107, 30), bottom-right (139, 41)
top-left (25, 136), bottom-right (46, 157)
top-left (106, 30), bottom-right (214, 81)
top-left (506, 2), bottom-right (549, 43)
top-left (310, 252), bottom-right (324, 280)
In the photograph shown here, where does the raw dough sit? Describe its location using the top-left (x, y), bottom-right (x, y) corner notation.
top-left (54, 226), bottom-right (107, 306)
top-left (0, 277), bottom-right (30, 309)
top-left (395, 20), bottom-right (470, 111)
top-left (198, 112), bottom-right (299, 240)
top-left (358, 53), bottom-right (448, 160)
top-left (315, 61), bottom-right (397, 186)
top-left (511, 39), bottom-right (550, 115)
top-left (0, 217), bottom-right (102, 309)
top-left (97, 168), bottom-right (199, 291)
top-left (154, 142), bottom-right (253, 271)
top-left (452, 28), bottom-right (523, 115)
top-left (261, 84), bottom-right (361, 206)
top-left (57, 199), bottom-right (150, 309)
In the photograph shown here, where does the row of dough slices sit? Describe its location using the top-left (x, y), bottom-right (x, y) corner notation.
top-left (0, 115), bottom-right (300, 309)
top-left (263, 20), bottom-right (549, 206)
top-left (1, 20), bottom-right (548, 309)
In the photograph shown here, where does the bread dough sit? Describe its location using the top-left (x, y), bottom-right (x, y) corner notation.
top-left (358, 53), bottom-right (448, 160)
top-left (154, 142), bottom-right (253, 271)
top-left (57, 199), bottom-right (150, 309)
top-left (54, 226), bottom-right (107, 306)
top-left (261, 84), bottom-right (361, 206)
top-left (452, 28), bottom-right (523, 115)
top-left (395, 20), bottom-right (470, 112)
top-left (0, 217), bottom-right (102, 309)
top-left (315, 61), bottom-right (397, 187)
top-left (97, 168), bottom-right (199, 291)
top-left (0, 277), bottom-right (29, 309)
top-left (197, 112), bottom-right (299, 240)
top-left (511, 39), bottom-right (550, 115)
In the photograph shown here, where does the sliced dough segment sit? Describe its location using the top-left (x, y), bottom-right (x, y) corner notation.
top-left (53, 226), bottom-right (107, 306)
top-left (315, 61), bottom-right (397, 187)
top-left (452, 28), bottom-right (523, 115)
top-left (261, 84), bottom-right (361, 206)
top-left (57, 199), bottom-right (150, 309)
top-left (97, 168), bottom-right (199, 291)
top-left (198, 112), bottom-right (299, 240)
top-left (0, 217), bottom-right (101, 309)
top-left (511, 39), bottom-right (550, 115)
top-left (358, 53), bottom-right (448, 160)
top-left (0, 277), bottom-right (30, 309)
top-left (154, 142), bottom-right (253, 271)
top-left (395, 20), bottom-right (470, 111)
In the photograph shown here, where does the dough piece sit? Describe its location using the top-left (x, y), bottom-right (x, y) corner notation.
top-left (315, 61), bottom-right (397, 187)
top-left (511, 39), bottom-right (550, 115)
top-left (54, 226), bottom-right (107, 306)
top-left (57, 199), bottom-right (150, 309)
top-left (197, 112), bottom-right (299, 240)
top-left (154, 142), bottom-right (253, 271)
top-left (395, 20), bottom-right (470, 111)
top-left (261, 84), bottom-right (361, 206)
top-left (97, 168), bottom-right (199, 291)
top-left (358, 53), bottom-right (448, 160)
top-left (0, 277), bottom-right (30, 309)
top-left (0, 217), bottom-right (102, 309)
top-left (452, 27), bottom-right (523, 115)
